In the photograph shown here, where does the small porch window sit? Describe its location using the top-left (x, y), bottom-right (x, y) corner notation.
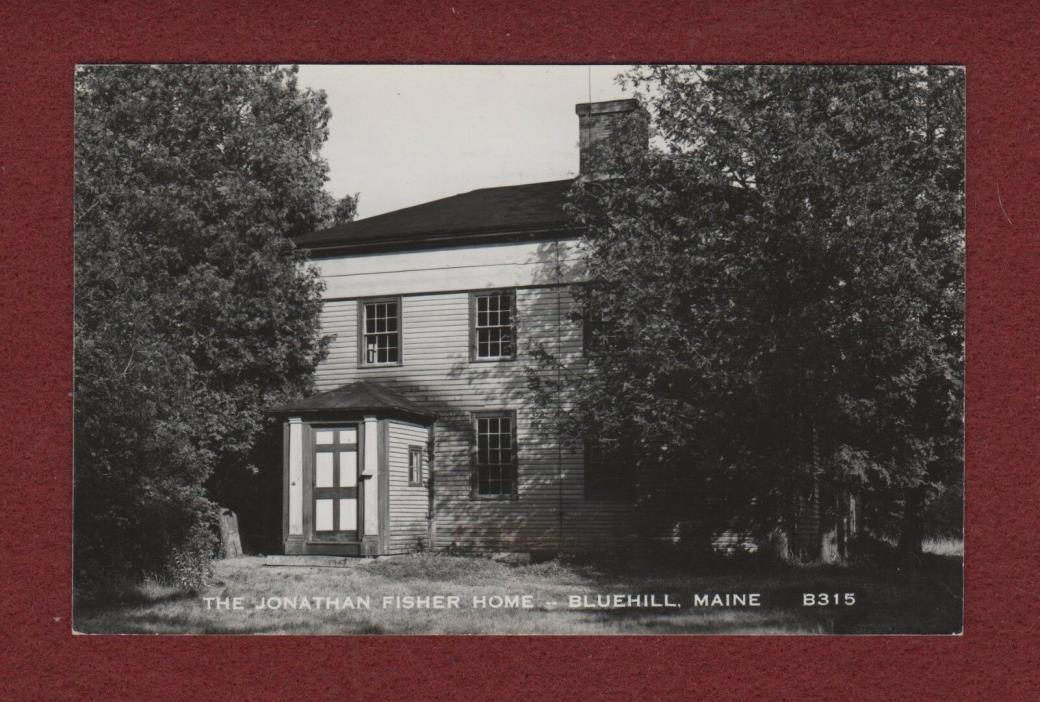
top-left (408, 445), bottom-right (424, 486)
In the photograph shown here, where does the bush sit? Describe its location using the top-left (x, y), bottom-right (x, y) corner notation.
top-left (163, 520), bottom-right (219, 593)
top-left (924, 479), bottom-right (963, 538)
top-left (74, 65), bottom-right (331, 593)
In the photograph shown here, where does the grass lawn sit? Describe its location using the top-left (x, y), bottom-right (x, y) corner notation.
top-left (74, 550), bottom-right (962, 635)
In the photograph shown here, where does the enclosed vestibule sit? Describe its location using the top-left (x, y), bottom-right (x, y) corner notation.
top-left (271, 381), bottom-right (435, 557)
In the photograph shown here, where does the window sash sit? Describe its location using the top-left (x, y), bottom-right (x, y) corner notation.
top-left (361, 299), bottom-right (400, 365)
top-left (473, 413), bottom-right (517, 498)
top-left (408, 446), bottom-right (423, 485)
top-left (473, 292), bottom-right (515, 359)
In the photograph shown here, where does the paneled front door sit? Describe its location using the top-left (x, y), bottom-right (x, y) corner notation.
top-left (310, 425), bottom-right (360, 541)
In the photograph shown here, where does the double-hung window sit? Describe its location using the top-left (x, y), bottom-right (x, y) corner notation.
top-left (359, 298), bottom-right (401, 366)
top-left (472, 411), bottom-right (518, 499)
top-left (471, 290), bottom-right (515, 360)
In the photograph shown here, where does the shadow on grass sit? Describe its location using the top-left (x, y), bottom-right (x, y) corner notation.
top-left (75, 582), bottom-right (196, 610)
top-left (73, 553), bottom-right (962, 635)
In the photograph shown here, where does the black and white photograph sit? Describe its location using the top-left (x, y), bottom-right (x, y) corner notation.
top-left (73, 63), bottom-right (964, 635)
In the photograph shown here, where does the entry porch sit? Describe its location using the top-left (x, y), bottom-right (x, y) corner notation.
top-left (269, 381), bottom-right (435, 557)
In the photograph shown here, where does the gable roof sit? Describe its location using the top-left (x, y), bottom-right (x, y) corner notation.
top-left (269, 380), bottom-right (435, 422)
top-left (294, 178), bottom-right (577, 253)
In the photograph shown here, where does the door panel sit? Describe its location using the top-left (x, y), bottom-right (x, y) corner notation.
top-left (339, 498), bottom-right (357, 531)
top-left (315, 452), bottom-right (334, 488)
top-left (315, 499), bottom-right (334, 531)
top-left (339, 451), bottom-right (358, 486)
top-left (310, 424), bottom-right (360, 541)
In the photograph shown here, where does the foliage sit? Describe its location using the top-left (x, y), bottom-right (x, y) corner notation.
top-left (75, 65), bottom-right (333, 585)
top-left (315, 191), bottom-right (360, 228)
top-left (330, 193), bottom-right (360, 225)
top-left (163, 519), bottom-right (220, 593)
top-left (528, 65), bottom-right (964, 552)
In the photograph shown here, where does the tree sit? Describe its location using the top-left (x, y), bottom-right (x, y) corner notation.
top-left (315, 191), bottom-right (360, 228)
top-left (74, 65), bottom-right (333, 587)
top-left (528, 65), bottom-right (963, 560)
top-left (331, 193), bottom-right (360, 225)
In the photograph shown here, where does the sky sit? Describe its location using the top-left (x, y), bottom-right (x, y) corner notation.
top-left (296, 65), bottom-right (634, 219)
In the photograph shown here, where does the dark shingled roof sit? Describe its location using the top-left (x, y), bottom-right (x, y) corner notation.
top-left (269, 380), bottom-right (435, 421)
top-left (294, 178), bottom-right (577, 251)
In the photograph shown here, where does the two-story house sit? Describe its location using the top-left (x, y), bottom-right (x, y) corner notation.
top-left (270, 99), bottom-right (648, 557)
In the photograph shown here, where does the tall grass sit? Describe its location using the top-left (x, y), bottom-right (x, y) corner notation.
top-left (922, 536), bottom-right (963, 557)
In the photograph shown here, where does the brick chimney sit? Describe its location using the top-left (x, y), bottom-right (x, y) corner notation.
top-left (575, 98), bottom-right (649, 175)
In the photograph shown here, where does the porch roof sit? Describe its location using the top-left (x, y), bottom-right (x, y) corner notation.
top-left (268, 380), bottom-right (435, 422)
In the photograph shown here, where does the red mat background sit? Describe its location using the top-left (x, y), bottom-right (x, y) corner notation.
top-left (1, 1), bottom-right (1035, 698)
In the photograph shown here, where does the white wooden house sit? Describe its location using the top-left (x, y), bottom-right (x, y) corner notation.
top-left (270, 100), bottom-right (652, 556)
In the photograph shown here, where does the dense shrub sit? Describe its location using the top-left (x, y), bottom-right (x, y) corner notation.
top-left (163, 520), bottom-right (220, 593)
top-left (75, 65), bottom-right (334, 589)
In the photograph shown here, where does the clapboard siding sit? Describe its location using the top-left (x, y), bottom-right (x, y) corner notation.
top-left (312, 258), bottom-right (642, 551)
top-left (387, 420), bottom-right (431, 554)
top-left (315, 239), bottom-right (585, 299)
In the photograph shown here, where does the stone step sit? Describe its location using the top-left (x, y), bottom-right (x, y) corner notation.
top-left (264, 555), bottom-right (367, 568)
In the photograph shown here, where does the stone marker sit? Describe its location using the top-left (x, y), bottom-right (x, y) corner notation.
top-left (218, 508), bottom-right (243, 558)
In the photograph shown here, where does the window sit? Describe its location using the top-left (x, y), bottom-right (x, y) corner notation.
top-left (472, 411), bottom-right (517, 498)
top-left (359, 298), bottom-right (401, 366)
top-left (582, 307), bottom-right (602, 356)
top-left (584, 438), bottom-right (633, 502)
top-left (471, 290), bottom-right (515, 360)
top-left (581, 298), bottom-right (614, 357)
top-left (408, 445), bottom-right (424, 486)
